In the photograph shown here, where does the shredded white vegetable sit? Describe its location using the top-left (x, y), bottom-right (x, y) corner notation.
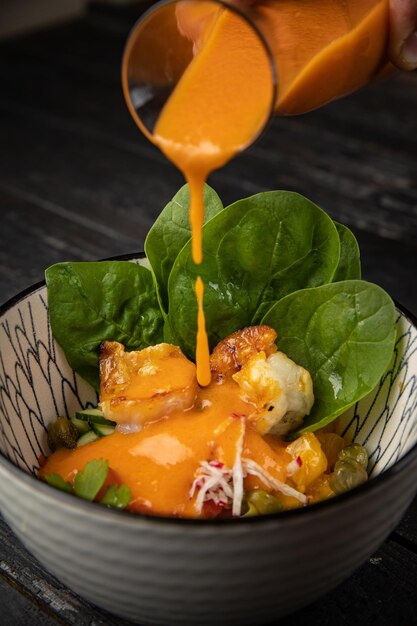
top-left (286, 455), bottom-right (302, 477)
top-left (243, 458), bottom-right (308, 504)
top-left (190, 461), bottom-right (234, 514)
top-left (189, 419), bottom-right (308, 516)
top-left (231, 418), bottom-right (246, 517)
top-left (190, 418), bottom-right (246, 516)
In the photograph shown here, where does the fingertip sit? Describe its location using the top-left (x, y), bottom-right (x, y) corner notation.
top-left (389, 0), bottom-right (417, 69)
top-left (400, 31), bottom-right (417, 69)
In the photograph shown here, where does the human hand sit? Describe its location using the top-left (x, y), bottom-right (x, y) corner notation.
top-left (228, 0), bottom-right (417, 70)
top-left (389, 0), bottom-right (417, 69)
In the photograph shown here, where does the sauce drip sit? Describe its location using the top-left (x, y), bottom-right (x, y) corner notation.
top-left (195, 276), bottom-right (211, 386)
top-left (187, 173), bottom-right (205, 266)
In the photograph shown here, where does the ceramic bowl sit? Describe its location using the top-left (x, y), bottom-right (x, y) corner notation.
top-left (1, 255), bottom-right (417, 626)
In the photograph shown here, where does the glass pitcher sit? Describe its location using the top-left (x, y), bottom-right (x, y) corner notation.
top-left (122, 0), bottom-right (391, 134)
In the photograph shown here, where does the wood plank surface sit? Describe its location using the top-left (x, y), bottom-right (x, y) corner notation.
top-left (0, 1), bottom-right (416, 624)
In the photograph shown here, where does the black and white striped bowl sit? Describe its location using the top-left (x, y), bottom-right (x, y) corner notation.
top-left (1, 257), bottom-right (417, 625)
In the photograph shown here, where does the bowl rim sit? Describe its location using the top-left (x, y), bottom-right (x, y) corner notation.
top-left (1, 254), bottom-right (417, 528)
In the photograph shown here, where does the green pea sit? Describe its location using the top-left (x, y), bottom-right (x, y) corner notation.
top-left (330, 458), bottom-right (368, 495)
top-left (339, 443), bottom-right (368, 469)
top-left (242, 490), bottom-right (283, 517)
top-left (241, 501), bottom-right (258, 517)
top-left (47, 417), bottom-right (79, 452)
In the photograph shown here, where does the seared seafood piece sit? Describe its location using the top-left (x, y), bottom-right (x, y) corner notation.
top-left (210, 325), bottom-right (278, 379)
top-left (233, 350), bottom-right (314, 436)
top-left (100, 341), bottom-right (197, 426)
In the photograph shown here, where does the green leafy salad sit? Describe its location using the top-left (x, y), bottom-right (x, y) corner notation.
top-left (46, 187), bottom-right (396, 438)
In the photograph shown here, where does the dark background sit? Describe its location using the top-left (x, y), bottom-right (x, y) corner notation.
top-left (0, 1), bottom-right (417, 624)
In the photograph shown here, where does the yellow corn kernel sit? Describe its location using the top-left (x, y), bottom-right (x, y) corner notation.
top-left (286, 432), bottom-right (328, 492)
top-left (315, 432), bottom-right (346, 471)
top-left (306, 474), bottom-right (335, 504)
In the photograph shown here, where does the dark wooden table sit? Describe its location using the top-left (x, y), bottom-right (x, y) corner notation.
top-left (1, 2), bottom-right (417, 624)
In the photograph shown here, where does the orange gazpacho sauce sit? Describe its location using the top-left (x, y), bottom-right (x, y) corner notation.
top-left (39, 380), bottom-right (292, 518)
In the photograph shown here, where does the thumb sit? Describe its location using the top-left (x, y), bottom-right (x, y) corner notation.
top-left (389, 0), bottom-right (417, 70)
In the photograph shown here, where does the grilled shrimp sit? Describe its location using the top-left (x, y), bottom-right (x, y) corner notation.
top-left (100, 341), bottom-right (197, 427)
top-left (210, 325), bottom-right (278, 380)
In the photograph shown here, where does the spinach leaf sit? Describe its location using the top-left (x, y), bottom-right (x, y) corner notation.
top-left (46, 261), bottom-right (164, 390)
top-left (145, 184), bottom-right (223, 311)
top-left (333, 222), bottom-right (361, 281)
top-left (261, 280), bottom-right (396, 436)
top-left (167, 191), bottom-right (340, 357)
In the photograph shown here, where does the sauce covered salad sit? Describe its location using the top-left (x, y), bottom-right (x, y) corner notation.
top-left (39, 187), bottom-right (396, 519)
